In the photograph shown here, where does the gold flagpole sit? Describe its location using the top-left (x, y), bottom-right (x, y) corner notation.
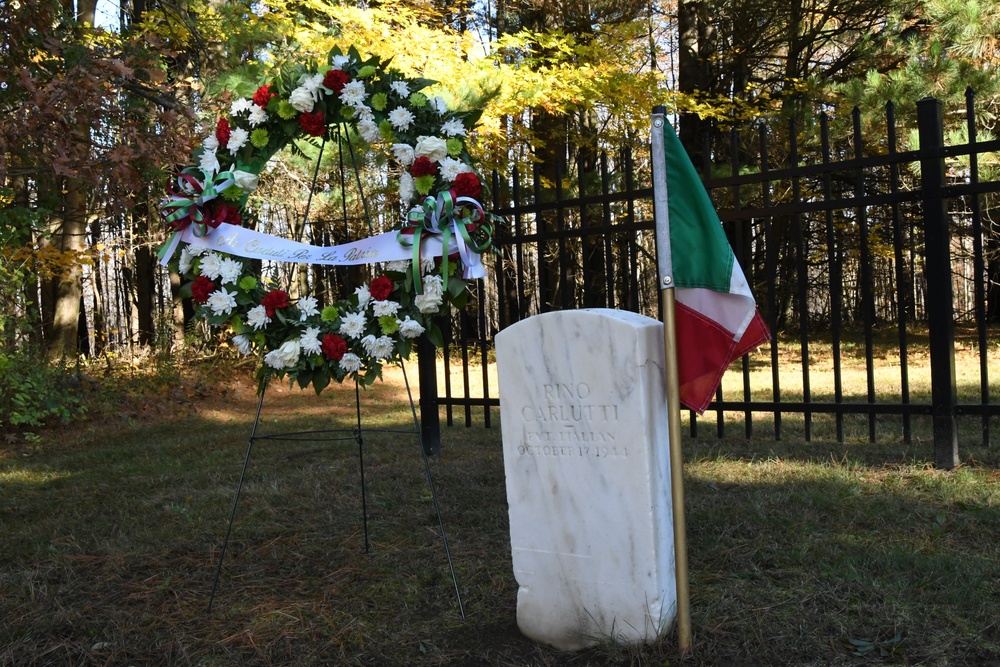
top-left (651, 107), bottom-right (692, 653)
top-left (661, 283), bottom-right (691, 652)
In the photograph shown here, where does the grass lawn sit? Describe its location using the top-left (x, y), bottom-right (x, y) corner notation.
top-left (1, 352), bottom-right (999, 666)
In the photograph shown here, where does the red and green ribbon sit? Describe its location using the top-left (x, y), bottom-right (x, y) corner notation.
top-left (157, 167), bottom-right (237, 264)
top-left (397, 189), bottom-right (493, 293)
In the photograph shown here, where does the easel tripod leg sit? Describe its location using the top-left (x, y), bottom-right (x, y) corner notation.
top-left (207, 379), bottom-right (269, 614)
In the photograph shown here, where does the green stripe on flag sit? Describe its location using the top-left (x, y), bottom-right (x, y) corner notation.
top-left (661, 122), bottom-right (735, 293)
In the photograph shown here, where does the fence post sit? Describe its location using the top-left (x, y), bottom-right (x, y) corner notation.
top-left (417, 335), bottom-right (441, 456)
top-left (916, 97), bottom-right (960, 469)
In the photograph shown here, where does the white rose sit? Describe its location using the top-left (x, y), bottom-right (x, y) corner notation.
top-left (414, 136), bottom-right (448, 162)
top-left (289, 86), bottom-right (315, 112)
top-left (264, 339), bottom-right (301, 369)
top-left (414, 289), bottom-right (443, 314)
top-left (232, 170), bottom-right (259, 193)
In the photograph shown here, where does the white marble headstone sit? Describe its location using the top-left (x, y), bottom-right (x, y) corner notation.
top-left (495, 309), bottom-right (677, 651)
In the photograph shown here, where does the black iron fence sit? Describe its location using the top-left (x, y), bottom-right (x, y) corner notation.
top-left (424, 93), bottom-right (999, 457)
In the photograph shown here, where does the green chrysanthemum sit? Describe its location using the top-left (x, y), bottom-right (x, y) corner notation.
top-left (378, 316), bottom-right (400, 335)
top-left (278, 101), bottom-right (297, 120)
top-left (250, 128), bottom-right (270, 148)
top-left (222, 186), bottom-right (243, 201)
top-left (238, 276), bottom-right (258, 291)
top-left (321, 306), bottom-right (340, 322)
top-left (446, 138), bottom-right (463, 156)
top-left (357, 65), bottom-right (377, 78)
top-left (370, 92), bottom-right (388, 111)
top-left (408, 92), bottom-right (427, 108)
top-left (378, 120), bottom-right (394, 141)
top-left (414, 174), bottom-right (436, 195)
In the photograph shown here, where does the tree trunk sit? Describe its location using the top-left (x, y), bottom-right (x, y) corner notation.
top-left (677, 0), bottom-right (703, 160)
top-left (45, 176), bottom-right (87, 360)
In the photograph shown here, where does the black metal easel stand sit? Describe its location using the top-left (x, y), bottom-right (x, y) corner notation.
top-left (206, 361), bottom-right (464, 618)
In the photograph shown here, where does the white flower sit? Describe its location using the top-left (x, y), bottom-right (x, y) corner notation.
top-left (339, 311), bottom-right (367, 338)
top-left (248, 104), bottom-right (268, 127)
top-left (297, 295), bottom-right (319, 320)
top-left (289, 86), bottom-right (315, 112)
top-left (358, 119), bottom-right (381, 143)
top-left (440, 118), bottom-right (466, 137)
top-left (207, 287), bottom-right (238, 316)
top-left (429, 96), bottom-right (448, 114)
top-left (415, 274), bottom-right (445, 314)
top-left (218, 257), bottom-right (243, 285)
top-left (187, 244), bottom-right (210, 257)
top-left (415, 291), bottom-right (443, 314)
top-left (203, 134), bottom-right (220, 151)
top-left (227, 128), bottom-right (249, 155)
top-left (231, 98), bottom-right (254, 116)
top-left (247, 304), bottom-right (271, 329)
top-left (438, 157), bottom-right (471, 182)
top-left (232, 333), bottom-right (252, 356)
top-left (353, 104), bottom-right (374, 123)
top-left (372, 300), bottom-right (400, 317)
top-left (331, 55), bottom-right (352, 69)
top-left (264, 339), bottom-right (301, 369)
top-left (389, 80), bottom-right (409, 97)
top-left (199, 252), bottom-right (224, 280)
top-left (355, 284), bottom-right (371, 308)
top-left (199, 148), bottom-right (220, 175)
top-left (339, 80), bottom-right (367, 107)
top-left (398, 316), bottom-right (425, 339)
top-left (391, 143), bottom-right (415, 166)
top-left (179, 246), bottom-right (195, 274)
top-left (361, 334), bottom-right (395, 360)
top-left (299, 72), bottom-right (325, 100)
top-left (300, 326), bottom-right (323, 355)
top-left (399, 172), bottom-right (415, 203)
top-left (414, 135), bottom-right (448, 162)
top-left (232, 170), bottom-right (259, 193)
top-left (339, 352), bottom-right (362, 373)
top-left (420, 257), bottom-right (436, 274)
top-left (387, 107), bottom-right (415, 131)
top-left (385, 260), bottom-right (410, 273)
top-left (422, 273), bottom-right (445, 297)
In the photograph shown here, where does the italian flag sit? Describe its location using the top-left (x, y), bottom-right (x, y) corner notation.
top-left (653, 120), bottom-right (770, 414)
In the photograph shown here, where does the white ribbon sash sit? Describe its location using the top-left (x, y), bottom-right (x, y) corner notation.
top-left (160, 223), bottom-right (485, 279)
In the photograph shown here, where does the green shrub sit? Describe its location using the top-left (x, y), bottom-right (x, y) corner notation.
top-left (0, 350), bottom-right (87, 431)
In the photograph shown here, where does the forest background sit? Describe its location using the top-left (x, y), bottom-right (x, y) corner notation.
top-left (1, 0), bottom-right (998, 431)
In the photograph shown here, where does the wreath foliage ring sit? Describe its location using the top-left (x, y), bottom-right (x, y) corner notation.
top-left (159, 46), bottom-right (493, 392)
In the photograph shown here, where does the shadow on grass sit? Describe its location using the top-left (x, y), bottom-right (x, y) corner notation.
top-left (2, 377), bottom-right (1000, 665)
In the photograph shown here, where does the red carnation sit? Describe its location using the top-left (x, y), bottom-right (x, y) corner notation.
top-left (323, 69), bottom-right (350, 94)
top-left (205, 203), bottom-right (242, 228)
top-left (191, 276), bottom-right (215, 303)
top-left (298, 110), bottom-right (326, 137)
top-left (321, 333), bottom-right (348, 361)
top-left (411, 157), bottom-right (437, 178)
top-left (261, 289), bottom-right (290, 317)
top-left (252, 84), bottom-right (276, 108)
top-left (369, 275), bottom-right (394, 301)
top-left (452, 172), bottom-right (481, 199)
top-left (215, 117), bottom-right (231, 146)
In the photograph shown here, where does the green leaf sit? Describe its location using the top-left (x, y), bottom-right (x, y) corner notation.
top-left (426, 324), bottom-right (443, 348)
top-left (312, 367), bottom-right (330, 394)
top-left (296, 369), bottom-right (313, 390)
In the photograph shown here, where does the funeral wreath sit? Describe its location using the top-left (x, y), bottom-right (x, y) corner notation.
top-left (158, 46), bottom-right (494, 392)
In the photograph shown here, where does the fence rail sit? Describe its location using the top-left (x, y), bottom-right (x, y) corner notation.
top-left (423, 94), bottom-right (999, 458)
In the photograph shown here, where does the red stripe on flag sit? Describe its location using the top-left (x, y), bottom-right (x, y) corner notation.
top-left (675, 302), bottom-right (770, 414)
